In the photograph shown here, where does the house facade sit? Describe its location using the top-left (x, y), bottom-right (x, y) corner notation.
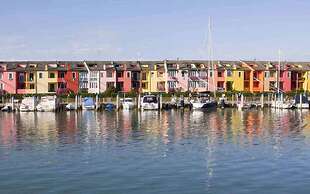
top-left (1, 60), bottom-right (310, 95)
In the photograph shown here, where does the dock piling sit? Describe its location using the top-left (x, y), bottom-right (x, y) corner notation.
top-left (299, 93), bottom-right (302, 109)
top-left (160, 94), bottom-right (163, 110)
top-left (116, 94), bottom-right (119, 110)
top-left (138, 94), bottom-right (141, 110)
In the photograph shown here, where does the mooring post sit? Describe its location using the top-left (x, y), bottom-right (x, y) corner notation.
top-left (160, 93), bottom-right (163, 110)
top-left (11, 96), bottom-right (14, 111)
top-left (281, 93), bottom-right (284, 103)
top-left (95, 94), bottom-right (99, 110)
top-left (299, 93), bottom-right (302, 109)
top-left (116, 94), bottom-right (119, 110)
top-left (260, 93), bottom-right (264, 108)
top-left (75, 95), bottom-right (78, 110)
top-left (138, 93), bottom-right (141, 110)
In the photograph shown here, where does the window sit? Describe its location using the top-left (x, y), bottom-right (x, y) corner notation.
top-left (189, 81), bottom-right (197, 88)
top-left (127, 72), bottom-right (130, 78)
top-left (29, 73), bottom-right (34, 81)
top-left (132, 72), bottom-right (140, 80)
top-left (238, 72), bottom-right (241, 77)
top-left (142, 82), bottom-right (148, 89)
top-left (199, 71), bottom-right (207, 78)
top-left (107, 70), bottom-right (113, 78)
top-left (168, 81), bottom-right (177, 88)
top-left (157, 71), bottom-right (164, 77)
top-left (227, 70), bottom-right (232, 77)
top-left (168, 70), bottom-right (177, 77)
top-left (59, 72), bottom-right (65, 78)
top-left (264, 71), bottom-right (269, 78)
top-left (0, 83), bottom-right (3, 90)
top-left (181, 71), bottom-right (186, 77)
top-left (59, 82), bottom-right (66, 89)
top-left (19, 74), bottom-right (24, 82)
top-left (189, 71), bottom-right (197, 77)
top-left (253, 72), bottom-right (258, 79)
top-left (142, 72), bottom-right (147, 80)
top-left (8, 73), bottom-right (13, 80)
top-left (72, 72), bottom-right (76, 79)
top-left (198, 81), bottom-right (206, 88)
top-left (29, 84), bottom-right (35, 89)
top-left (218, 71), bottom-right (223, 77)
top-left (288, 72), bottom-right (291, 78)
top-left (49, 73), bottom-right (55, 78)
top-left (254, 81), bottom-right (259, 88)
top-left (0, 72), bottom-right (2, 80)
top-left (39, 73), bottom-right (43, 79)
top-left (107, 82), bottom-right (114, 88)
top-left (117, 72), bottom-right (123, 78)
top-left (217, 81), bottom-right (224, 89)
top-left (48, 83), bottom-right (56, 92)
top-left (280, 71), bottom-right (284, 78)
top-left (209, 71), bottom-right (213, 77)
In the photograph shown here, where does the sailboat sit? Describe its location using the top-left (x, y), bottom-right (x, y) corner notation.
top-left (191, 16), bottom-right (217, 110)
top-left (271, 50), bottom-right (294, 109)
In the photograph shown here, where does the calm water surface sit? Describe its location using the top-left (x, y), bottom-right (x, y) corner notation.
top-left (1, 109), bottom-right (310, 194)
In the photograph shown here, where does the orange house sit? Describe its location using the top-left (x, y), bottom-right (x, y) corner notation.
top-left (241, 61), bottom-right (265, 92)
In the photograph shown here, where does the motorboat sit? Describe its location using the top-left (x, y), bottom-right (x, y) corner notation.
top-left (36, 96), bottom-right (61, 112)
top-left (121, 98), bottom-right (135, 110)
top-left (20, 97), bottom-right (36, 112)
top-left (190, 93), bottom-right (217, 110)
top-left (1, 104), bottom-right (12, 112)
top-left (65, 103), bottom-right (76, 110)
top-left (141, 95), bottom-right (159, 110)
top-left (218, 94), bottom-right (229, 108)
top-left (82, 97), bottom-right (95, 110)
top-left (293, 94), bottom-right (309, 109)
top-left (105, 103), bottom-right (116, 111)
top-left (191, 98), bottom-right (217, 109)
top-left (271, 100), bottom-right (294, 109)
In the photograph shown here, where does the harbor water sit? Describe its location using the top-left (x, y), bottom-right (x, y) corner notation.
top-left (1, 109), bottom-right (310, 193)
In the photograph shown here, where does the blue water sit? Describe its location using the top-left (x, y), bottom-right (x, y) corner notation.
top-left (1, 110), bottom-right (310, 194)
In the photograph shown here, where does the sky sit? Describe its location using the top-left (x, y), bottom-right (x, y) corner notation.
top-left (0, 0), bottom-right (310, 61)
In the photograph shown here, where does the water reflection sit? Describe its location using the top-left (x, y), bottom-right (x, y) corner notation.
top-left (0, 109), bottom-right (310, 149)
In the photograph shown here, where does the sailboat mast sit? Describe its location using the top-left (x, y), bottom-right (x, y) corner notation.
top-left (208, 16), bottom-right (216, 98)
top-left (277, 49), bottom-right (281, 95)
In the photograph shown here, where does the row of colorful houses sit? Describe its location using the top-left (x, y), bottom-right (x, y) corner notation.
top-left (1, 60), bottom-right (310, 95)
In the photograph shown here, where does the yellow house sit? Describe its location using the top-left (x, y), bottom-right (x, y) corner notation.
top-left (140, 62), bottom-right (166, 93)
top-left (140, 64), bottom-right (151, 93)
top-left (36, 64), bottom-right (58, 94)
top-left (223, 63), bottom-right (244, 92)
top-left (302, 71), bottom-right (310, 91)
top-left (151, 62), bottom-right (166, 93)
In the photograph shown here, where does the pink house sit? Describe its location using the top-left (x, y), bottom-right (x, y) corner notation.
top-left (0, 63), bottom-right (17, 94)
top-left (166, 61), bottom-right (208, 93)
top-left (188, 62), bottom-right (208, 92)
top-left (100, 63), bottom-right (116, 92)
top-left (207, 61), bottom-right (218, 92)
top-left (166, 61), bottom-right (179, 92)
top-left (279, 63), bottom-right (291, 92)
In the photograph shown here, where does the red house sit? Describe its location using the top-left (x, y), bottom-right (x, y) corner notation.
top-left (56, 62), bottom-right (80, 94)
top-left (115, 62), bottom-right (141, 92)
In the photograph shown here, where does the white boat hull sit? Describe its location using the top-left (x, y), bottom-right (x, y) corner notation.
top-left (122, 102), bottom-right (135, 110)
top-left (141, 103), bottom-right (158, 110)
top-left (271, 101), bottom-right (294, 109)
top-left (295, 103), bottom-right (309, 109)
top-left (83, 105), bottom-right (95, 110)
